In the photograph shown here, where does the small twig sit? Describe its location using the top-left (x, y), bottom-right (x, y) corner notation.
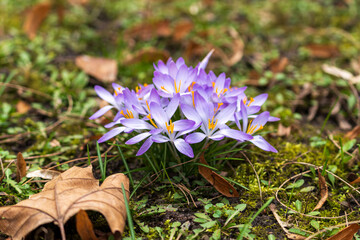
top-left (241, 152), bottom-right (262, 201)
top-left (0, 82), bottom-right (52, 99)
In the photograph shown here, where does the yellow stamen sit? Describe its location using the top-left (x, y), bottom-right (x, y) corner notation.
top-left (147, 114), bottom-right (158, 128)
top-left (120, 109), bottom-right (134, 119)
top-left (135, 86), bottom-right (141, 93)
top-left (212, 82), bottom-right (215, 88)
top-left (247, 97), bottom-right (254, 107)
top-left (243, 97), bottom-right (247, 104)
top-left (174, 79), bottom-right (182, 93)
top-left (214, 103), bottom-right (223, 113)
top-left (165, 119), bottom-right (174, 134)
top-left (146, 100), bottom-right (150, 112)
top-left (191, 91), bottom-right (195, 107)
top-left (144, 83), bottom-right (148, 87)
top-left (208, 116), bottom-right (218, 131)
top-left (161, 86), bottom-right (169, 93)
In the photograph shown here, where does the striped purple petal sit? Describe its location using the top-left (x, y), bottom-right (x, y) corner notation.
top-left (185, 132), bottom-right (206, 144)
top-left (136, 137), bottom-right (154, 156)
top-left (174, 139), bottom-right (194, 158)
top-left (98, 127), bottom-right (126, 143)
top-left (89, 105), bottom-right (113, 120)
top-left (250, 135), bottom-right (277, 153)
top-left (126, 132), bottom-right (151, 145)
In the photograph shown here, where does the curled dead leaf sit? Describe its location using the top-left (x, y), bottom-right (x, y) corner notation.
top-left (123, 48), bottom-right (170, 65)
top-left (76, 210), bottom-right (98, 240)
top-left (198, 154), bottom-right (239, 197)
top-left (350, 177), bottom-right (360, 185)
top-left (305, 44), bottom-right (339, 59)
top-left (23, 2), bottom-right (52, 39)
top-left (124, 20), bottom-right (171, 42)
top-left (26, 169), bottom-right (61, 180)
top-left (16, 101), bottom-right (31, 114)
top-left (326, 224), bottom-right (360, 240)
top-left (16, 152), bottom-right (27, 182)
top-left (76, 55), bottom-right (118, 83)
top-left (345, 125), bottom-right (360, 140)
top-left (173, 20), bottom-right (194, 41)
top-left (0, 166), bottom-right (129, 240)
top-left (313, 169), bottom-right (328, 211)
top-left (270, 57), bottom-right (289, 74)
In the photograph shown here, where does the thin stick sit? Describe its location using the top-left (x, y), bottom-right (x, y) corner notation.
top-left (0, 82), bottom-right (53, 99)
top-left (241, 152), bottom-right (262, 201)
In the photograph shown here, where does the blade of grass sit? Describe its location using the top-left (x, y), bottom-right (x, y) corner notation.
top-left (0, 71), bottom-right (16, 97)
top-left (96, 142), bottom-right (105, 181)
top-left (238, 197), bottom-right (274, 240)
top-left (129, 173), bottom-right (150, 199)
top-left (122, 183), bottom-right (135, 240)
top-left (86, 144), bottom-right (91, 166)
top-left (320, 96), bottom-right (339, 135)
top-left (116, 144), bottom-right (134, 189)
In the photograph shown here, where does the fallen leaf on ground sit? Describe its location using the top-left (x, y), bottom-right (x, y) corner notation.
top-left (76, 55), bottom-right (118, 82)
top-left (26, 169), bottom-right (61, 180)
top-left (68, 0), bottom-right (88, 5)
top-left (76, 210), bottom-right (98, 240)
top-left (23, 2), bottom-right (52, 39)
top-left (0, 166), bottom-right (129, 240)
top-left (344, 125), bottom-right (360, 139)
top-left (198, 154), bottom-right (239, 197)
top-left (123, 48), bottom-right (170, 65)
top-left (173, 20), bottom-right (194, 41)
top-left (313, 169), bottom-right (328, 211)
top-left (322, 64), bottom-right (360, 84)
top-left (214, 28), bottom-right (244, 67)
top-left (326, 224), bottom-right (360, 240)
top-left (277, 123), bottom-right (291, 137)
top-left (270, 57), bottom-right (289, 74)
top-left (350, 177), bottom-right (360, 185)
top-left (305, 44), bottom-right (339, 58)
top-left (124, 20), bottom-right (171, 41)
top-left (16, 152), bottom-right (27, 182)
top-left (16, 101), bottom-right (31, 114)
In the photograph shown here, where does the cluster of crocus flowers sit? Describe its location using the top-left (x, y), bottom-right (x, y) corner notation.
top-left (90, 51), bottom-right (279, 158)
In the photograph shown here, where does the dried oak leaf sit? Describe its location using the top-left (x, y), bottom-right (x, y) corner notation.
top-left (124, 20), bottom-right (171, 41)
top-left (0, 166), bottom-right (129, 240)
top-left (76, 210), bottom-right (98, 240)
top-left (75, 55), bottom-right (118, 82)
top-left (305, 44), bottom-right (339, 59)
top-left (198, 154), bottom-right (239, 197)
top-left (345, 125), bottom-right (360, 140)
top-left (23, 2), bottom-right (52, 39)
top-left (326, 224), bottom-right (360, 240)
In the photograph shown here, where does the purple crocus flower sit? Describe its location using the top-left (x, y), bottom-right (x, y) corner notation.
top-left (122, 94), bottom-right (196, 157)
top-left (234, 101), bottom-right (278, 152)
top-left (182, 92), bottom-right (252, 144)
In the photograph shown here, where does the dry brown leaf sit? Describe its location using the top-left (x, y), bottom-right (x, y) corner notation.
top-left (124, 20), bottom-right (171, 41)
top-left (198, 154), bottom-right (239, 197)
top-left (26, 169), bottom-right (61, 180)
top-left (270, 57), bottom-right (289, 74)
top-left (326, 224), bottom-right (360, 240)
top-left (23, 2), bottom-right (52, 39)
top-left (123, 48), bottom-right (170, 65)
top-left (305, 44), bottom-right (339, 58)
top-left (76, 210), bottom-right (98, 240)
top-left (345, 125), bottom-right (360, 139)
top-left (350, 177), bottom-right (360, 185)
top-left (173, 20), bottom-right (194, 41)
top-left (16, 101), bottom-right (31, 114)
top-left (68, 0), bottom-right (88, 5)
top-left (0, 166), bottom-right (129, 240)
top-left (313, 169), bottom-right (328, 211)
top-left (322, 64), bottom-right (354, 81)
top-left (16, 152), bottom-right (27, 182)
top-left (277, 123), bottom-right (291, 137)
top-left (76, 55), bottom-right (118, 82)
top-left (214, 28), bottom-right (244, 67)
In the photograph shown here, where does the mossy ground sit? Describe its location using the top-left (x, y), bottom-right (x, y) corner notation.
top-left (1, 0), bottom-right (360, 239)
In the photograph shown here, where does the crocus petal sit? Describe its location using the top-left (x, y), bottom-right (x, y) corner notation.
top-left (185, 132), bottom-right (206, 144)
top-left (152, 134), bottom-right (169, 143)
top-left (251, 111), bottom-right (270, 129)
top-left (166, 93), bottom-right (180, 119)
top-left (173, 120), bottom-right (195, 132)
top-left (247, 106), bottom-right (261, 115)
top-left (126, 132), bottom-right (151, 145)
top-left (194, 92), bottom-right (211, 123)
top-left (89, 105), bottom-right (113, 120)
top-left (240, 101), bottom-right (248, 132)
top-left (121, 119), bottom-right (152, 130)
top-left (136, 137), bottom-right (154, 156)
top-left (95, 85), bottom-right (115, 105)
top-left (209, 133), bottom-right (225, 141)
top-left (198, 49), bottom-right (214, 73)
top-left (219, 129), bottom-right (253, 141)
top-left (268, 116), bottom-right (280, 122)
top-left (250, 135), bottom-right (278, 153)
top-left (252, 93), bottom-right (268, 106)
top-left (150, 102), bottom-right (168, 130)
top-left (216, 103), bottom-right (236, 126)
top-left (174, 139), bottom-right (194, 158)
top-left (98, 127), bottom-right (125, 143)
top-left (180, 104), bottom-right (202, 124)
